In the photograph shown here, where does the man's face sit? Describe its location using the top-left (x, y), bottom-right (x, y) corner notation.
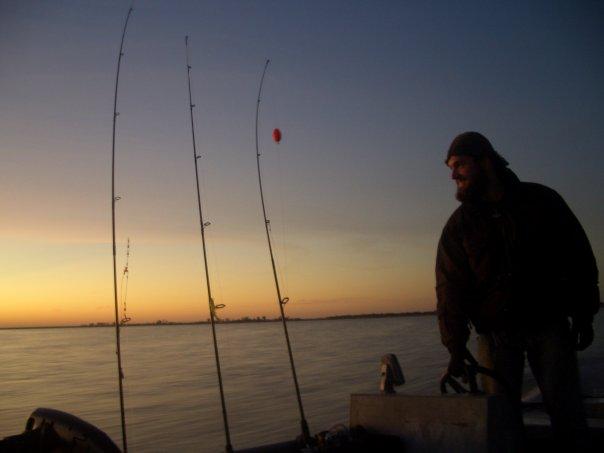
top-left (447, 155), bottom-right (486, 202)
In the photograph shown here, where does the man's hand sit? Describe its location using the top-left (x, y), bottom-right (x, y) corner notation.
top-left (571, 320), bottom-right (594, 351)
top-left (448, 347), bottom-right (470, 378)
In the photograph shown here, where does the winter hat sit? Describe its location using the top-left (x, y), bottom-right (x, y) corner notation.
top-left (446, 132), bottom-right (509, 168)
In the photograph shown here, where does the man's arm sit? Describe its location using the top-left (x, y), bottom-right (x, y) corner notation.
top-left (548, 188), bottom-right (600, 349)
top-left (436, 214), bottom-right (473, 369)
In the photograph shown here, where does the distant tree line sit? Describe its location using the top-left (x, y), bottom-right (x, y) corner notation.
top-left (74, 311), bottom-right (437, 328)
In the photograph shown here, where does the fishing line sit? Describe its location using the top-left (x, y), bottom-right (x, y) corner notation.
top-left (255, 59), bottom-right (311, 443)
top-left (191, 131), bottom-right (226, 321)
top-left (185, 36), bottom-right (233, 453)
top-left (263, 92), bottom-right (290, 296)
top-left (270, 72), bottom-right (291, 295)
top-left (275, 142), bottom-right (291, 296)
top-left (191, 114), bottom-right (233, 365)
top-left (110, 6), bottom-right (134, 452)
top-left (120, 238), bottom-right (132, 325)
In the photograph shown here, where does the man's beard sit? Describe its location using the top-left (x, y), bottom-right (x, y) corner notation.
top-left (455, 172), bottom-right (487, 202)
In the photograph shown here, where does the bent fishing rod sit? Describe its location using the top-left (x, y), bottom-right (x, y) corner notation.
top-left (255, 59), bottom-right (311, 442)
top-left (110, 6), bottom-right (133, 453)
top-left (185, 36), bottom-right (233, 453)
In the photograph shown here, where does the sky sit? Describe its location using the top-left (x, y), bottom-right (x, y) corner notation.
top-left (1, 0), bottom-right (603, 327)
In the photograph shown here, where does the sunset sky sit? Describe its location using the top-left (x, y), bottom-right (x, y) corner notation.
top-left (1, 1), bottom-right (603, 327)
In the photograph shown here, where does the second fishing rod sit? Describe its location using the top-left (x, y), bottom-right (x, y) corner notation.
top-left (255, 59), bottom-right (311, 443)
top-left (185, 36), bottom-right (233, 453)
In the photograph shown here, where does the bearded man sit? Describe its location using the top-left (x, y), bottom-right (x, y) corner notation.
top-left (435, 131), bottom-right (599, 447)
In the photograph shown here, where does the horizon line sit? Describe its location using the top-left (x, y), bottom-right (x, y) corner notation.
top-left (0, 310), bottom-right (437, 331)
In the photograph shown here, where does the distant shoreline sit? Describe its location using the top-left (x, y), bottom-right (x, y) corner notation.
top-left (0, 311), bottom-right (436, 331)
top-left (5, 303), bottom-right (602, 330)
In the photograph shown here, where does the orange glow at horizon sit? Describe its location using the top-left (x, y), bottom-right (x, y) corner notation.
top-left (0, 232), bottom-right (437, 328)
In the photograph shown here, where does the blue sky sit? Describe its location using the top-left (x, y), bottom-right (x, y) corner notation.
top-left (0, 0), bottom-right (602, 326)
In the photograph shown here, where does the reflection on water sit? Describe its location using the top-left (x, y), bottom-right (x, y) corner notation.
top-left (1, 315), bottom-right (602, 451)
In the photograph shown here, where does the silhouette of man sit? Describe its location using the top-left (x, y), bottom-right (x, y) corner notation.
top-left (436, 131), bottom-right (599, 447)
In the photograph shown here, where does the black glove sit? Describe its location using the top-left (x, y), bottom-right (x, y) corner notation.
top-left (571, 320), bottom-right (594, 351)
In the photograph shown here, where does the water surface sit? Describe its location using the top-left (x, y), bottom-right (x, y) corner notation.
top-left (2, 315), bottom-right (602, 451)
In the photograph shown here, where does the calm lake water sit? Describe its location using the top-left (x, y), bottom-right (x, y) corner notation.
top-left (2, 315), bottom-right (603, 451)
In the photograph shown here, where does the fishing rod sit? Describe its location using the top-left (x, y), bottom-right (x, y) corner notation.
top-left (185, 36), bottom-right (233, 453)
top-left (255, 59), bottom-right (311, 442)
top-left (110, 6), bottom-right (133, 453)
top-left (120, 238), bottom-right (132, 325)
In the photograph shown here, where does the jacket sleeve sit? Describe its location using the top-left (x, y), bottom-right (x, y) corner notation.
top-left (436, 215), bottom-right (472, 352)
top-left (549, 189), bottom-right (600, 323)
